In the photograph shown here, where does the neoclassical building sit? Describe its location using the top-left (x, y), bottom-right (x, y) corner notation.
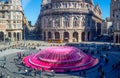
top-left (0, 0), bottom-right (23, 41)
top-left (38, 0), bottom-right (102, 42)
top-left (111, 0), bottom-right (120, 43)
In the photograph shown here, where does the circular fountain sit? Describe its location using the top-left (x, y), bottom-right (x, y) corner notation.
top-left (23, 46), bottom-right (99, 72)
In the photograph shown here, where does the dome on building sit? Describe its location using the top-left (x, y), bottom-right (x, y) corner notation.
top-left (23, 46), bottom-right (99, 72)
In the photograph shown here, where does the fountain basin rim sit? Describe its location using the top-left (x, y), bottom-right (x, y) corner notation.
top-left (27, 56), bottom-right (98, 69)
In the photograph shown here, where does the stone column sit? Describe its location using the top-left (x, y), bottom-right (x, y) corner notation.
top-left (53, 20), bottom-right (55, 28)
top-left (21, 32), bottom-right (23, 41)
top-left (46, 31), bottom-right (48, 41)
top-left (114, 33), bottom-right (116, 43)
top-left (78, 32), bottom-right (82, 42)
top-left (85, 32), bottom-right (88, 41)
top-left (11, 32), bottom-right (13, 41)
top-left (3, 32), bottom-right (6, 43)
top-left (95, 22), bottom-right (98, 35)
top-left (19, 32), bottom-right (21, 41)
top-left (69, 16), bottom-right (73, 28)
top-left (89, 32), bottom-right (92, 41)
top-left (60, 31), bottom-right (63, 41)
top-left (15, 33), bottom-right (18, 41)
top-left (42, 32), bottom-right (44, 40)
top-left (119, 34), bottom-right (120, 43)
top-left (69, 32), bottom-right (73, 42)
top-left (51, 31), bottom-right (55, 40)
top-left (61, 17), bottom-right (64, 28)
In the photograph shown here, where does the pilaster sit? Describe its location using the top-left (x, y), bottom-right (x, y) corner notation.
top-left (69, 32), bottom-right (73, 42)
top-left (78, 32), bottom-right (82, 42)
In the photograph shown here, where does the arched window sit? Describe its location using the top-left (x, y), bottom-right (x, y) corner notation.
top-left (73, 16), bottom-right (79, 27)
top-left (55, 32), bottom-right (60, 40)
top-left (82, 32), bottom-right (85, 41)
top-left (56, 3), bottom-right (61, 8)
top-left (73, 32), bottom-right (78, 42)
top-left (54, 18), bottom-right (60, 27)
top-left (63, 3), bottom-right (67, 8)
top-left (64, 16), bottom-right (69, 27)
top-left (14, 32), bottom-right (16, 38)
top-left (17, 33), bottom-right (20, 41)
top-left (0, 32), bottom-right (4, 41)
top-left (48, 32), bottom-right (52, 39)
top-left (64, 32), bottom-right (69, 42)
top-left (72, 2), bottom-right (77, 8)
top-left (43, 32), bottom-right (46, 40)
top-left (8, 32), bottom-right (11, 38)
top-left (48, 18), bottom-right (52, 27)
top-left (88, 32), bottom-right (90, 41)
top-left (81, 16), bottom-right (87, 26)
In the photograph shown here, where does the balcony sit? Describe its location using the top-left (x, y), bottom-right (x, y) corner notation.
top-left (52, 0), bottom-right (84, 2)
top-left (114, 28), bottom-right (120, 32)
top-left (0, 8), bottom-right (23, 12)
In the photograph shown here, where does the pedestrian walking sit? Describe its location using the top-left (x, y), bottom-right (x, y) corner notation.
top-left (3, 56), bottom-right (6, 61)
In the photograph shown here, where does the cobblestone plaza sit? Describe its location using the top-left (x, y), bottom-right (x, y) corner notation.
top-left (0, 0), bottom-right (120, 78)
top-left (0, 41), bottom-right (120, 78)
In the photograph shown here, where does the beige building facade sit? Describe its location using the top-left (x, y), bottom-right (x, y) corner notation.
top-left (0, 0), bottom-right (23, 42)
top-left (101, 18), bottom-right (113, 35)
top-left (38, 0), bottom-right (102, 42)
top-left (111, 0), bottom-right (120, 43)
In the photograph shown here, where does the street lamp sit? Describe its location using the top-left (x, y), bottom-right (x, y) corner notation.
top-left (23, 25), bottom-right (26, 47)
top-left (21, 0), bottom-right (26, 48)
top-left (4, 34), bottom-right (6, 43)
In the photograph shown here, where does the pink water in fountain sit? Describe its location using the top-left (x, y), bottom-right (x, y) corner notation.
top-left (23, 46), bottom-right (99, 72)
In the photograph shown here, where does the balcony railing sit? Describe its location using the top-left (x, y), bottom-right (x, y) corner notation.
top-left (41, 8), bottom-right (89, 15)
top-left (52, 0), bottom-right (84, 2)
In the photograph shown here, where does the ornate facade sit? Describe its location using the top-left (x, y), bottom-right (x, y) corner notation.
top-left (111, 0), bottom-right (120, 43)
top-left (38, 0), bottom-right (102, 42)
top-left (0, 0), bottom-right (23, 41)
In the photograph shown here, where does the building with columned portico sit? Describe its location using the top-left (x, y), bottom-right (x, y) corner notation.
top-left (37, 0), bottom-right (102, 42)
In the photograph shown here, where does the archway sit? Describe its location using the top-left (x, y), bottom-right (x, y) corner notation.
top-left (14, 32), bottom-right (16, 41)
top-left (82, 32), bottom-right (85, 41)
top-left (73, 32), bottom-right (78, 42)
top-left (119, 35), bottom-right (120, 43)
top-left (8, 32), bottom-right (12, 41)
top-left (8, 32), bottom-right (11, 38)
top-left (0, 32), bottom-right (4, 41)
top-left (55, 32), bottom-right (60, 40)
top-left (97, 23), bottom-right (101, 36)
top-left (43, 32), bottom-right (46, 40)
top-left (64, 32), bottom-right (69, 42)
top-left (17, 33), bottom-right (20, 41)
top-left (116, 35), bottom-right (119, 43)
top-left (88, 32), bottom-right (90, 41)
top-left (48, 32), bottom-right (52, 39)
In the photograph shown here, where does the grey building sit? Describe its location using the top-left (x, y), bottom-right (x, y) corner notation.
top-left (102, 17), bottom-right (113, 36)
top-left (111, 0), bottom-right (120, 43)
